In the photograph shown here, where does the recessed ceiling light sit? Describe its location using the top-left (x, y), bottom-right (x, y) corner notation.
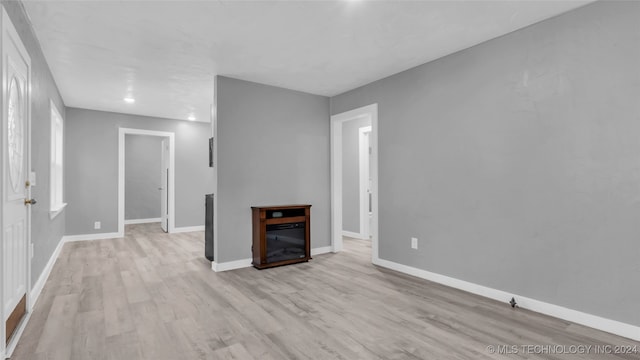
top-left (187, 115), bottom-right (196, 121)
top-left (124, 97), bottom-right (135, 103)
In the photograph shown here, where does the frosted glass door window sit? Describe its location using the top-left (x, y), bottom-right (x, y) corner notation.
top-left (7, 76), bottom-right (24, 193)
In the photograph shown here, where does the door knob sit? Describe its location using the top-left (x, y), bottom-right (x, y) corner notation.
top-left (24, 198), bottom-right (37, 205)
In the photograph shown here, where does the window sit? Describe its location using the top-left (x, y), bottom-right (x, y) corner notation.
top-left (50, 101), bottom-right (66, 218)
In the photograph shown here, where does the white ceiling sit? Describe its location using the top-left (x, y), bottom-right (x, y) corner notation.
top-left (23, 0), bottom-right (594, 123)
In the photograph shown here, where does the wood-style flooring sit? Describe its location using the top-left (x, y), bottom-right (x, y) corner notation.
top-left (11, 224), bottom-right (640, 359)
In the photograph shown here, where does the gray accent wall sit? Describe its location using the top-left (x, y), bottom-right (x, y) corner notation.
top-left (217, 76), bottom-right (330, 262)
top-left (65, 108), bottom-right (214, 235)
top-left (342, 117), bottom-right (371, 234)
top-left (331, 1), bottom-right (640, 327)
top-left (2, 1), bottom-right (66, 285)
top-left (125, 135), bottom-right (163, 221)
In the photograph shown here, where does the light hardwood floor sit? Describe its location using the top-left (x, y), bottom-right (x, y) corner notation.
top-left (11, 224), bottom-right (639, 359)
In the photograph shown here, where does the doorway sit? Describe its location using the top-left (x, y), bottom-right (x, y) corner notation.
top-left (340, 117), bottom-right (371, 240)
top-left (330, 104), bottom-right (379, 263)
top-left (1, 7), bottom-right (33, 357)
top-left (122, 134), bottom-right (169, 233)
top-left (118, 128), bottom-right (175, 236)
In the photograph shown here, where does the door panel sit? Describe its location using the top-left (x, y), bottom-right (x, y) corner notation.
top-left (366, 132), bottom-right (373, 239)
top-left (160, 139), bottom-right (169, 232)
top-left (2, 7), bottom-right (31, 347)
top-left (3, 221), bottom-right (26, 317)
top-left (359, 127), bottom-right (372, 240)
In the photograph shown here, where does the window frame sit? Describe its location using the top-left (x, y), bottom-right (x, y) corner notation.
top-left (49, 100), bottom-right (66, 219)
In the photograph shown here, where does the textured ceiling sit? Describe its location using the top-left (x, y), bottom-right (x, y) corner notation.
top-left (23, 0), bottom-right (594, 122)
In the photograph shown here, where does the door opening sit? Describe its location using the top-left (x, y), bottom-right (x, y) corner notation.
top-left (122, 134), bottom-right (169, 233)
top-left (118, 128), bottom-right (175, 236)
top-left (330, 104), bottom-right (379, 263)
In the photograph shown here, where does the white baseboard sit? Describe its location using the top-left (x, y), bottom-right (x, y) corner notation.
top-left (212, 258), bottom-right (252, 272)
top-left (373, 258), bottom-right (640, 341)
top-left (30, 236), bottom-right (66, 307)
top-left (172, 225), bottom-right (205, 233)
top-left (124, 218), bottom-right (161, 225)
top-left (63, 226), bottom-right (204, 240)
top-left (62, 232), bottom-right (123, 242)
top-left (342, 230), bottom-right (366, 239)
top-left (311, 246), bottom-right (332, 256)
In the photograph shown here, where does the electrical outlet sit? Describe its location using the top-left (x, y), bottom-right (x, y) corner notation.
top-left (94, 221), bottom-right (101, 230)
top-left (411, 237), bottom-right (418, 249)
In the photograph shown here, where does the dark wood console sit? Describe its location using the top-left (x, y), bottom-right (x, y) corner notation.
top-left (251, 204), bottom-right (311, 269)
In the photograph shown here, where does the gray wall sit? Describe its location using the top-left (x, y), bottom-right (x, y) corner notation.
top-left (342, 117), bottom-right (371, 234)
top-left (2, 1), bottom-right (66, 285)
top-left (331, 1), bottom-right (640, 327)
top-left (65, 108), bottom-right (214, 235)
top-left (217, 76), bottom-right (330, 262)
top-left (125, 135), bottom-right (163, 220)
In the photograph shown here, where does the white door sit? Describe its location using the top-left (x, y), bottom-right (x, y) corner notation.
top-left (160, 139), bottom-right (169, 232)
top-left (359, 126), bottom-right (372, 239)
top-left (2, 7), bottom-right (31, 347)
top-left (366, 131), bottom-right (373, 239)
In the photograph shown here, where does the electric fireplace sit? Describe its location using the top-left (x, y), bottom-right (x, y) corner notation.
top-left (251, 205), bottom-right (311, 269)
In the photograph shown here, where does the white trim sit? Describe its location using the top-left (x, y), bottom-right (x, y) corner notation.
top-left (358, 125), bottom-right (371, 240)
top-left (118, 128), bottom-right (176, 236)
top-left (30, 237), bottom-right (66, 307)
top-left (211, 258), bottom-right (252, 272)
top-left (172, 225), bottom-right (205, 233)
top-left (124, 217), bottom-right (161, 225)
top-left (342, 230), bottom-right (366, 240)
top-left (212, 76), bottom-right (218, 264)
top-left (331, 104), bottom-right (379, 263)
top-left (62, 232), bottom-right (122, 242)
top-left (49, 202), bottom-right (67, 220)
top-left (49, 99), bottom-right (64, 214)
top-left (373, 257), bottom-right (640, 341)
top-left (311, 246), bottom-right (332, 256)
top-left (330, 116), bottom-right (343, 252)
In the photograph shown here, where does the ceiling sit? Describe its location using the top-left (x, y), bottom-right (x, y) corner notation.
top-left (23, 0), bottom-right (594, 123)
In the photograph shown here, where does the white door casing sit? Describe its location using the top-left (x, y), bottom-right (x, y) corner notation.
top-left (2, 6), bottom-right (32, 357)
top-left (160, 138), bottom-right (169, 232)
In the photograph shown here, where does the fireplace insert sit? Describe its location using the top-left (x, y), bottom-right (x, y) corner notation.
top-left (265, 222), bottom-right (306, 263)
